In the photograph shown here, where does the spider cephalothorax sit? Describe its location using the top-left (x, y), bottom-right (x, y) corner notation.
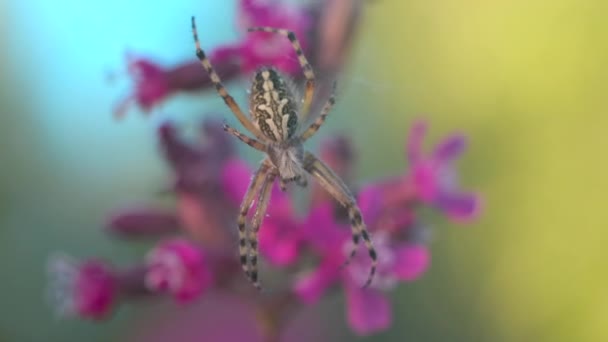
top-left (191, 17), bottom-right (377, 290)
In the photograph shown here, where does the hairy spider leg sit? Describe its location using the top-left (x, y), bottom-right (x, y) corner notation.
top-left (223, 123), bottom-right (267, 152)
top-left (300, 81), bottom-right (337, 141)
top-left (248, 172), bottom-right (277, 290)
top-left (192, 17), bottom-right (265, 140)
top-left (237, 163), bottom-right (271, 279)
top-left (304, 152), bottom-right (377, 288)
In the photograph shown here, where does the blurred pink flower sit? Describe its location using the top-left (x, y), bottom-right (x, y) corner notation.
top-left (159, 119), bottom-right (236, 194)
top-left (407, 120), bottom-right (482, 222)
top-left (293, 204), bottom-right (429, 335)
top-left (145, 239), bottom-right (212, 303)
top-left (47, 254), bottom-right (117, 320)
top-left (106, 207), bottom-right (180, 238)
top-left (106, 119), bottom-right (246, 246)
top-left (114, 56), bottom-right (171, 118)
top-left (114, 0), bottom-right (310, 116)
top-left (220, 157), bottom-right (255, 207)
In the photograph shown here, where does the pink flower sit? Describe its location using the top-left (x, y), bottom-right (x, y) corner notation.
top-left (113, 52), bottom-right (241, 116)
top-left (293, 204), bottom-right (429, 335)
top-left (407, 120), bottom-right (482, 222)
top-left (343, 237), bottom-right (425, 335)
top-left (46, 254), bottom-right (117, 320)
top-left (114, 1), bottom-right (310, 116)
top-left (105, 118), bottom-right (257, 250)
top-left (145, 239), bottom-right (212, 303)
top-left (220, 157), bottom-right (255, 207)
top-left (159, 119), bottom-right (236, 194)
top-left (114, 55), bottom-right (172, 119)
top-left (357, 182), bottom-right (418, 236)
top-left (106, 207), bottom-right (180, 238)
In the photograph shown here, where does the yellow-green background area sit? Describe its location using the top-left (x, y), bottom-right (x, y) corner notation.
top-left (1, 1), bottom-right (607, 341)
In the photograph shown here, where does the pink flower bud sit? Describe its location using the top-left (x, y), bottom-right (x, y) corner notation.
top-left (145, 239), bottom-right (212, 303)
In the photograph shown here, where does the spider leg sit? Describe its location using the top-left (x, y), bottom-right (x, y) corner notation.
top-left (247, 27), bottom-right (315, 120)
top-left (223, 123), bottom-right (267, 152)
top-left (237, 162), bottom-right (271, 280)
top-left (300, 81), bottom-right (337, 142)
top-left (191, 17), bottom-right (265, 140)
top-left (248, 172), bottom-right (277, 290)
top-left (303, 152), bottom-right (377, 288)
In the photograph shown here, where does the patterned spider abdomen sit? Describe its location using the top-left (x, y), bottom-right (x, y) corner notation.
top-left (250, 68), bottom-right (299, 142)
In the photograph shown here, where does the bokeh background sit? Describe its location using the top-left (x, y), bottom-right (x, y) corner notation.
top-left (1, 0), bottom-right (607, 341)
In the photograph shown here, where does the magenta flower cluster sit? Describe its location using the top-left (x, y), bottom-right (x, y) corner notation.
top-left (47, 0), bottom-right (481, 339)
top-left (114, 0), bottom-right (310, 119)
top-left (47, 116), bottom-right (480, 335)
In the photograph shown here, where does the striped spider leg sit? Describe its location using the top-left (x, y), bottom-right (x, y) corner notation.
top-left (249, 171), bottom-right (277, 290)
top-left (191, 17), bottom-right (265, 140)
top-left (303, 152), bottom-right (377, 288)
top-left (235, 161), bottom-right (271, 282)
top-left (191, 17), bottom-right (377, 289)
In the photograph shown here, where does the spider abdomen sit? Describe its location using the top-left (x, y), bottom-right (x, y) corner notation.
top-left (250, 68), bottom-right (299, 142)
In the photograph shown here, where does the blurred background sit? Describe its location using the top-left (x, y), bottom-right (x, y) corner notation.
top-left (1, 0), bottom-right (607, 341)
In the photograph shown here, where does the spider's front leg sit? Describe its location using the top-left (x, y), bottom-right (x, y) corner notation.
top-left (191, 17), bottom-right (265, 140)
top-left (303, 152), bottom-right (377, 288)
top-left (236, 162), bottom-right (271, 281)
top-left (223, 123), bottom-right (267, 152)
top-left (300, 81), bottom-right (337, 142)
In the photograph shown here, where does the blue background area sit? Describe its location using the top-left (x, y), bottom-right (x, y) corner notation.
top-left (1, 1), bottom-right (238, 340)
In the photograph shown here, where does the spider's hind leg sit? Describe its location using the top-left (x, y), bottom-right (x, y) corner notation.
top-left (236, 163), bottom-right (271, 281)
top-left (303, 152), bottom-right (377, 288)
top-left (249, 172), bottom-right (277, 290)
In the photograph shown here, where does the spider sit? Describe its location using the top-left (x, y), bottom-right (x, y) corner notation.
top-left (191, 16), bottom-right (377, 290)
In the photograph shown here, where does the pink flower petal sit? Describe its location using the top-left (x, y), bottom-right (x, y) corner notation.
top-left (106, 207), bottom-right (180, 237)
top-left (392, 245), bottom-right (430, 281)
top-left (209, 45), bottom-right (242, 67)
top-left (432, 134), bottom-right (467, 164)
top-left (293, 259), bottom-right (340, 304)
top-left (75, 261), bottom-right (117, 319)
top-left (357, 185), bottom-right (383, 226)
top-left (438, 191), bottom-right (483, 223)
top-left (412, 162), bottom-right (439, 201)
top-left (302, 204), bottom-right (349, 253)
top-left (146, 239), bottom-right (212, 303)
top-left (345, 282), bottom-right (391, 335)
top-left (220, 158), bottom-right (253, 206)
top-left (114, 55), bottom-right (170, 118)
top-left (259, 198), bottom-right (302, 267)
top-left (406, 120), bottom-right (428, 163)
